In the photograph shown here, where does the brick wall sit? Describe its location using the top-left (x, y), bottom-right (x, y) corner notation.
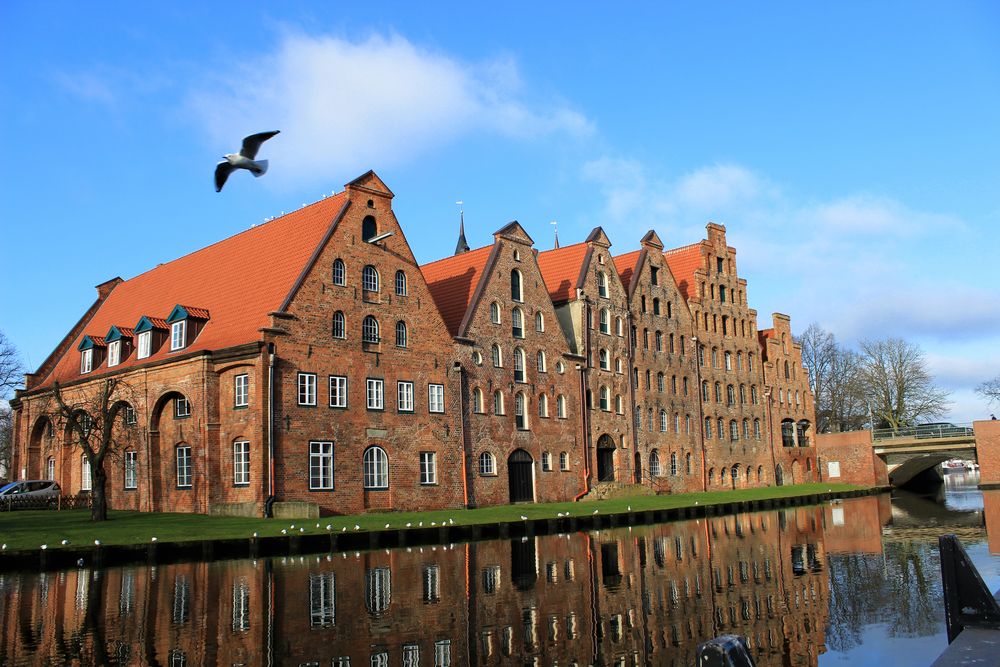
top-left (974, 420), bottom-right (1000, 487)
top-left (815, 430), bottom-right (888, 487)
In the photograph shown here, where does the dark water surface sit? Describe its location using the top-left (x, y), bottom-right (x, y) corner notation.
top-left (3, 477), bottom-right (999, 666)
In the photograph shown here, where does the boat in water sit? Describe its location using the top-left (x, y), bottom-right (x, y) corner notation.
top-left (942, 459), bottom-right (968, 473)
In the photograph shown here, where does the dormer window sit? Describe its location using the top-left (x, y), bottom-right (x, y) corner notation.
top-left (171, 320), bottom-right (187, 351)
top-left (137, 331), bottom-right (151, 359)
top-left (104, 325), bottom-right (133, 367)
top-left (165, 305), bottom-right (209, 352)
top-left (134, 315), bottom-right (169, 360)
top-left (107, 341), bottom-right (121, 367)
top-left (81, 348), bottom-right (93, 374)
top-left (77, 335), bottom-right (105, 374)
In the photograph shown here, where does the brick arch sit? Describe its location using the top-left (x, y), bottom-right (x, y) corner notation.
top-left (148, 390), bottom-right (193, 512)
top-left (27, 415), bottom-right (52, 479)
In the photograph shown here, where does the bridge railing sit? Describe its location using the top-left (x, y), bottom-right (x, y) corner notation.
top-left (872, 422), bottom-right (975, 442)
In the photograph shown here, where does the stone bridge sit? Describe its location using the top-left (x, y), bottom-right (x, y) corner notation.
top-left (871, 424), bottom-right (977, 487)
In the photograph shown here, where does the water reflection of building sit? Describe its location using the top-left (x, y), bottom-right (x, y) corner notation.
top-left (2, 498), bottom-right (898, 665)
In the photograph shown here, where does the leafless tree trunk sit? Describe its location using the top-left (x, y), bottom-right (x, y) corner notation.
top-left (0, 405), bottom-right (12, 481)
top-left (0, 330), bottom-right (25, 396)
top-left (49, 377), bottom-right (138, 521)
top-left (976, 375), bottom-right (1000, 408)
top-left (858, 337), bottom-right (950, 429)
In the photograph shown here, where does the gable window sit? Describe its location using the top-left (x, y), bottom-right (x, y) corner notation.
top-left (653, 298), bottom-right (660, 315)
top-left (175, 396), bottom-right (191, 418)
top-left (363, 446), bottom-right (389, 489)
top-left (362, 215), bottom-right (377, 242)
top-left (310, 441), bottom-right (334, 490)
top-left (514, 347), bottom-right (526, 383)
top-left (650, 266), bottom-right (659, 285)
top-left (329, 376), bottom-right (348, 408)
top-left (298, 373), bottom-right (317, 406)
top-left (535, 312), bottom-right (544, 332)
top-left (332, 311), bottom-right (346, 339)
top-left (107, 341), bottom-right (121, 367)
top-left (362, 316), bottom-right (380, 343)
top-left (597, 271), bottom-right (608, 298)
top-left (137, 331), bottom-right (151, 359)
top-left (599, 308), bottom-right (610, 334)
top-left (490, 302), bottom-right (501, 324)
top-left (493, 390), bottom-right (505, 415)
top-left (332, 258), bottom-right (346, 286)
top-left (420, 452), bottom-right (437, 485)
top-left (511, 270), bottom-right (523, 302)
top-left (512, 307), bottom-right (524, 338)
top-left (428, 384), bottom-right (445, 413)
top-left (395, 321), bottom-right (407, 348)
top-left (176, 445), bottom-right (192, 488)
top-left (171, 320), bottom-right (187, 351)
top-left (362, 265), bottom-right (380, 293)
top-left (479, 452), bottom-right (497, 476)
top-left (397, 381), bottom-right (414, 412)
top-left (124, 450), bottom-right (137, 489)
top-left (233, 440), bottom-right (250, 486)
top-left (81, 348), bottom-right (93, 374)
top-left (366, 378), bottom-right (384, 410)
top-left (514, 392), bottom-right (528, 430)
top-left (492, 344), bottom-right (503, 367)
top-left (395, 270), bottom-right (407, 296)
top-left (536, 350), bottom-right (547, 372)
top-left (234, 374), bottom-right (249, 407)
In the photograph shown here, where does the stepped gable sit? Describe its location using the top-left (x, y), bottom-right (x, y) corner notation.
top-left (421, 244), bottom-right (494, 337)
top-left (662, 242), bottom-right (703, 302)
top-left (37, 191), bottom-right (348, 387)
top-left (535, 241), bottom-right (589, 304)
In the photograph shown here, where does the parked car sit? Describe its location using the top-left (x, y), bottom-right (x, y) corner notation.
top-left (0, 480), bottom-right (62, 509)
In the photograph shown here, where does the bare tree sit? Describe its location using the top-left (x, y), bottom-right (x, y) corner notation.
top-left (976, 375), bottom-right (1000, 407)
top-left (825, 347), bottom-right (868, 432)
top-left (0, 404), bottom-right (11, 481)
top-left (0, 330), bottom-right (25, 396)
top-left (858, 337), bottom-right (950, 429)
top-left (49, 377), bottom-right (138, 521)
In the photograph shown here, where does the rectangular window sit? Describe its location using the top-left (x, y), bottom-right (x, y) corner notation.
top-left (107, 341), bottom-right (121, 367)
top-left (298, 373), bottom-right (317, 406)
top-left (309, 572), bottom-right (336, 627)
top-left (137, 331), bottom-right (151, 359)
top-left (233, 440), bottom-right (250, 486)
top-left (428, 384), bottom-right (445, 413)
top-left (329, 375), bottom-right (347, 408)
top-left (125, 405), bottom-right (137, 425)
top-left (174, 396), bottom-right (190, 418)
top-left (367, 378), bottom-right (384, 410)
top-left (234, 374), bottom-right (249, 407)
top-left (398, 381), bottom-right (414, 412)
top-left (80, 349), bottom-right (93, 374)
top-left (420, 451), bottom-right (437, 485)
top-left (170, 320), bottom-right (186, 351)
top-left (176, 447), bottom-right (192, 488)
top-left (124, 451), bottom-right (137, 489)
top-left (309, 441), bottom-right (334, 490)
top-left (81, 456), bottom-right (92, 491)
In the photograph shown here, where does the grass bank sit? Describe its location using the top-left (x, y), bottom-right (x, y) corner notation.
top-left (0, 482), bottom-right (862, 554)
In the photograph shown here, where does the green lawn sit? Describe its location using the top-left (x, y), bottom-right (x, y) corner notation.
top-left (0, 482), bottom-right (862, 553)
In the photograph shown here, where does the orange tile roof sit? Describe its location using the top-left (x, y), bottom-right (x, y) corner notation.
top-left (421, 245), bottom-right (494, 337)
top-left (180, 306), bottom-right (211, 320)
top-left (38, 192), bottom-right (348, 387)
top-left (612, 250), bottom-right (641, 293)
top-left (536, 242), bottom-right (589, 303)
top-left (662, 243), bottom-right (704, 302)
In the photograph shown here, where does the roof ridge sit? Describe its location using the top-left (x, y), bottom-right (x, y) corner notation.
top-left (663, 241), bottom-right (702, 255)
top-left (420, 243), bottom-right (492, 270)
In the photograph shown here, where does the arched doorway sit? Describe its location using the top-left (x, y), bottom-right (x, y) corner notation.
top-left (775, 464), bottom-right (784, 486)
top-left (597, 435), bottom-right (615, 482)
top-left (790, 460), bottom-right (800, 484)
top-left (508, 449), bottom-right (534, 503)
top-left (633, 452), bottom-right (642, 484)
top-left (28, 416), bottom-right (51, 479)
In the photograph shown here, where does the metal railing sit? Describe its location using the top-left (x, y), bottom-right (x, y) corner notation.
top-left (872, 422), bottom-right (975, 442)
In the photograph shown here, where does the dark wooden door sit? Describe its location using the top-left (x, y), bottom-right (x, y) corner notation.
top-left (508, 449), bottom-right (534, 503)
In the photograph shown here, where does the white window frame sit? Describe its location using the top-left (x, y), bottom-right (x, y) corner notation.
top-left (170, 320), bottom-right (186, 351)
top-left (541, 451), bottom-right (552, 471)
top-left (137, 331), bottom-right (151, 359)
top-left (332, 258), bottom-right (346, 286)
top-left (81, 455), bottom-right (92, 491)
top-left (329, 375), bottom-right (348, 408)
top-left (395, 270), bottom-right (407, 296)
top-left (362, 315), bottom-right (380, 343)
top-left (176, 446), bottom-right (192, 488)
top-left (298, 373), bottom-right (317, 406)
top-left (124, 450), bottom-right (137, 489)
top-left (362, 265), bottom-right (380, 292)
top-left (46, 457), bottom-right (55, 480)
top-left (398, 381), bottom-right (414, 412)
top-left (559, 452), bottom-right (569, 471)
top-left (175, 396), bottom-right (190, 418)
top-left (107, 340), bottom-right (121, 367)
top-left (419, 451), bottom-right (437, 485)
top-left (332, 311), bottom-right (346, 339)
top-left (490, 302), bottom-right (501, 324)
top-left (234, 374), bottom-right (249, 407)
top-left (428, 384), bottom-right (445, 413)
top-left (557, 395), bottom-right (567, 418)
top-left (366, 378), bottom-right (384, 410)
top-left (363, 446), bottom-right (389, 489)
top-left (80, 348), bottom-right (93, 374)
top-left (233, 440), bottom-right (250, 486)
top-left (309, 441), bottom-right (334, 490)
top-left (479, 452), bottom-right (496, 476)
top-left (537, 350), bottom-right (547, 372)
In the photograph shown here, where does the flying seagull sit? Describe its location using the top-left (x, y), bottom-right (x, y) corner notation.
top-left (215, 130), bottom-right (280, 192)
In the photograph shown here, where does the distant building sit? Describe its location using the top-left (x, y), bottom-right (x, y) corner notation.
top-left (10, 171), bottom-right (816, 516)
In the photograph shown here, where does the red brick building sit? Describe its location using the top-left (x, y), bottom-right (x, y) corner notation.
top-left (10, 172), bottom-right (820, 516)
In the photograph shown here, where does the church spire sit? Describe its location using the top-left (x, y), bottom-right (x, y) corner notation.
top-left (551, 220), bottom-right (560, 249)
top-left (454, 201), bottom-right (470, 255)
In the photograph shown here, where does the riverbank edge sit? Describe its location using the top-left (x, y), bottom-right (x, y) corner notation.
top-left (0, 484), bottom-right (886, 572)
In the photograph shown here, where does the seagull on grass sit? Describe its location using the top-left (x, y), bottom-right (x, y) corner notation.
top-left (214, 130), bottom-right (280, 192)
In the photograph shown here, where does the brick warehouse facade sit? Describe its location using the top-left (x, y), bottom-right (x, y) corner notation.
top-left (10, 170), bottom-right (817, 517)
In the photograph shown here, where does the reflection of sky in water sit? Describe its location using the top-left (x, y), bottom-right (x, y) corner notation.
top-left (943, 471), bottom-right (985, 511)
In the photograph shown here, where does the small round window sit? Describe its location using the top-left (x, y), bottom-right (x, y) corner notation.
top-left (556, 361), bottom-right (565, 374)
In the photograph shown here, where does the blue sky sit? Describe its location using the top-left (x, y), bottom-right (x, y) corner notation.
top-left (1, 2), bottom-right (998, 420)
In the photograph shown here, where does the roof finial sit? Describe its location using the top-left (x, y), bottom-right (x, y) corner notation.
top-left (550, 220), bottom-right (560, 249)
top-left (454, 201), bottom-right (470, 255)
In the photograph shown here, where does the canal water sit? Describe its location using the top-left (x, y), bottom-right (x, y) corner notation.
top-left (2, 476), bottom-right (999, 666)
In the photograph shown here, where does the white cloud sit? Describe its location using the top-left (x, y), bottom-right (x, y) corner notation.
top-left (53, 71), bottom-right (118, 107)
top-left (189, 32), bottom-right (591, 187)
top-left (674, 164), bottom-right (768, 210)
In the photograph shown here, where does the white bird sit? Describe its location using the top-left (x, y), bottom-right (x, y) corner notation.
top-left (299, 528), bottom-right (304, 533)
top-left (41, 544), bottom-right (48, 550)
top-left (384, 523), bottom-right (390, 529)
top-left (252, 532), bottom-right (258, 538)
top-left (61, 539), bottom-right (69, 545)
top-left (627, 505), bottom-right (631, 511)
top-left (520, 515), bottom-right (528, 521)
top-left (431, 521), bottom-right (437, 527)
top-left (593, 509), bottom-right (599, 514)
top-left (94, 539), bottom-right (101, 546)
top-left (290, 525), bottom-right (295, 530)
top-left (215, 131), bottom-right (280, 192)
top-left (281, 529), bottom-right (287, 535)
top-left (1, 544), bottom-right (6, 550)
top-left (418, 522), bottom-right (423, 527)
top-left (354, 524), bottom-right (361, 531)
top-left (341, 527), bottom-right (347, 532)
top-left (326, 525), bottom-right (332, 531)
top-left (151, 537), bottom-right (157, 542)
top-left (406, 522), bottom-right (412, 528)
top-left (449, 519), bottom-right (454, 525)
top-left (316, 523), bottom-right (320, 528)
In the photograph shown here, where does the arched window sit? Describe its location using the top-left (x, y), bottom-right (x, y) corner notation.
top-left (717, 418), bottom-right (724, 440)
top-left (757, 465), bottom-right (764, 482)
top-left (557, 394), bottom-right (567, 418)
top-left (708, 468), bottom-right (715, 485)
top-left (657, 373), bottom-right (665, 392)
top-left (511, 269), bottom-right (523, 301)
top-left (711, 347), bottom-right (719, 368)
top-left (670, 453), bottom-right (678, 476)
top-left (731, 466), bottom-right (739, 485)
top-left (649, 450), bottom-right (661, 477)
top-left (514, 347), bottom-right (526, 383)
top-left (702, 381), bottom-right (710, 402)
top-left (363, 446), bottom-right (389, 489)
top-left (515, 392), bottom-right (528, 430)
top-left (754, 419), bottom-right (762, 440)
top-left (46, 456), bottom-right (55, 480)
top-left (332, 259), bottom-right (346, 286)
top-left (493, 391), bottom-right (505, 415)
top-left (726, 385), bottom-right (735, 406)
top-left (473, 388), bottom-right (484, 413)
top-left (599, 386), bottom-right (610, 411)
top-left (395, 270), bottom-right (407, 296)
top-left (714, 382), bottom-right (722, 402)
top-left (599, 348), bottom-right (609, 371)
top-left (535, 312), bottom-right (544, 332)
top-left (751, 385), bottom-right (759, 405)
top-left (490, 302), bottom-right (501, 324)
top-left (599, 308), bottom-right (610, 334)
top-left (685, 453), bottom-right (693, 475)
top-left (730, 420), bottom-right (739, 442)
top-left (491, 344), bottom-right (503, 368)
top-left (739, 384), bottom-right (747, 404)
top-left (479, 452), bottom-right (496, 476)
top-left (704, 417), bottom-right (712, 439)
top-left (362, 316), bottom-right (380, 343)
top-left (736, 351), bottom-right (743, 369)
top-left (362, 265), bottom-right (380, 292)
top-left (674, 413), bottom-right (681, 433)
top-left (784, 360), bottom-right (790, 379)
top-left (616, 394), bottom-right (624, 414)
top-left (781, 420), bottom-right (795, 447)
top-left (536, 350), bottom-right (547, 372)
top-left (616, 317), bottom-right (624, 336)
top-left (559, 452), bottom-right (569, 471)
top-left (743, 419), bottom-right (750, 440)
top-left (332, 311), bottom-right (346, 339)
top-left (362, 215), bottom-right (377, 242)
top-left (659, 410), bottom-right (667, 432)
top-left (512, 308), bottom-right (524, 338)
top-left (365, 567), bottom-right (391, 616)
top-left (538, 393), bottom-right (549, 417)
top-left (395, 321), bottom-right (407, 348)
top-left (724, 351), bottom-right (732, 370)
top-left (597, 271), bottom-right (608, 298)
top-left (655, 331), bottom-right (663, 351)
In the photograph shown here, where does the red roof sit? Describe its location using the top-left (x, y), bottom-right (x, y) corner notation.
top-left (612, 250), bottom-right (641, 293)
top-left (180, 306), bottom-right (211, 320)
top-left (421, 245), bottom-right (494, 337)
top-left (38, 192), bottom-right (347, 387)
top-left (536, 242), bottom-right (589, 303)
top-left (663, 243), bottom-right (704, 302)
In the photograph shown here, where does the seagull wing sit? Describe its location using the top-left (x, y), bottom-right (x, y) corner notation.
top-left (215, 160), bottom-right (235, 192)
top-left (240, 130), bottom-right (280, 159)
